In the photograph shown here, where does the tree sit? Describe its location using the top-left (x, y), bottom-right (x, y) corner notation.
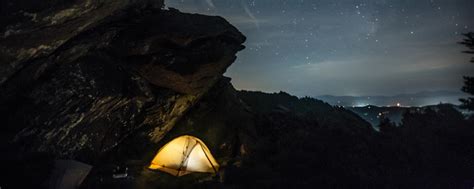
top-left (459, 32), bottom-right (474, 111)
top-left (378, 117), bottom-right (396, 133)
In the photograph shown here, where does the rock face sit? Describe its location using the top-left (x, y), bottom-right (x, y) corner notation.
top-left (0, 0), bottom-right (163, 85)
top-left (88, 78), bottom-right (258, 188)
top-left (0, 1), bottom-right (245, 164)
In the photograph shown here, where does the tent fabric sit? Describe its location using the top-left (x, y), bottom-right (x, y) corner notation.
top-left (149, 135), bottom-right (219, 176)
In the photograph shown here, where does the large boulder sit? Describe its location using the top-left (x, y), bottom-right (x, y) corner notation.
top-left (0, 3), bottom-right (245, 164)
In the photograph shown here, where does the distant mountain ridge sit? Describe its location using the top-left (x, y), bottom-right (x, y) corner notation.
top-left (347, 104), bottom-right (470, 128)
top-left (317, 90), bottom-right (467, 107)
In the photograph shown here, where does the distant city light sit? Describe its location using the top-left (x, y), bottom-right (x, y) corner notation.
top-left (396, 102), bottom-right (401, 107)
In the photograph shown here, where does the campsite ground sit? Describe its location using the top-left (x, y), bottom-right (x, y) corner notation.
top-left (80, 161), bottom-right (217, 188)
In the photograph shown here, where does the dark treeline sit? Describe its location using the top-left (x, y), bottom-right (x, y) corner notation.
top-left (209, 92), bottom-right (474, 189)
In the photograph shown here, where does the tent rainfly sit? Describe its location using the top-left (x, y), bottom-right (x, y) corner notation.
top-left (148, 135), bottom-right (219, 176)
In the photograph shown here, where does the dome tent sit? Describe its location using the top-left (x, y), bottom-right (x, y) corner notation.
top-left (149, 135), bottom-right (219, 176)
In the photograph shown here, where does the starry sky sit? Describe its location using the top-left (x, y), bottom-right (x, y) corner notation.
top-left (166, 0), bottom-right (474, 97)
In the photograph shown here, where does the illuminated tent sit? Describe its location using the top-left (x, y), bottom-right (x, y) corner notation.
top-left (149, 135), bottom-right (219, 176)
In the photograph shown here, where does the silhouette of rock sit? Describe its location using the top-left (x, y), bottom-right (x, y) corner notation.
top-left (0, 2), bottom-right (245, 164)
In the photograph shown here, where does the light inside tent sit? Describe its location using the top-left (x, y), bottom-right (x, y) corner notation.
top-left (148, 135), bottom-right (219, 176)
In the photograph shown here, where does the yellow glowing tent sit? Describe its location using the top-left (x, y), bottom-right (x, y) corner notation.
top-left (149, 135), bottom-right (219, 176)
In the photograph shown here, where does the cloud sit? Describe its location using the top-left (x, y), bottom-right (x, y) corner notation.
top-left (205, 0), bottom-right (215, 9)
top-left (241, 0), bottom-right (260, 29)
top-left (226, 15), bottom-right (267, 26)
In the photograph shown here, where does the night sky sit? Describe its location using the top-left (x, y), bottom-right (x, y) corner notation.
top-left (167, 0), bottom-right (474, 97)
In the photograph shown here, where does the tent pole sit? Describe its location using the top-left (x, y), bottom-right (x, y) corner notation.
top-left (176, 138), bottom-right (189, 176)
top-left (200, 143), bottom-right (218, 175)
top-left (177, 138), bottom-right (199, 176)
